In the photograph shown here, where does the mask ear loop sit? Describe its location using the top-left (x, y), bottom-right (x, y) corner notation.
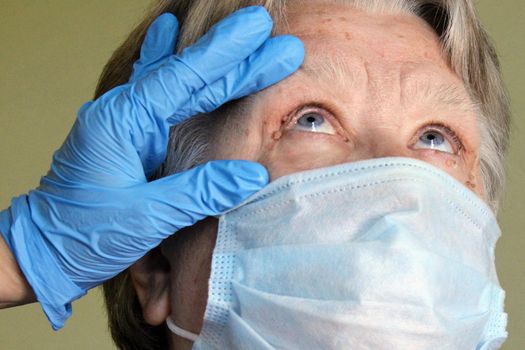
top-left (166, 316), bottom-right (199, 342)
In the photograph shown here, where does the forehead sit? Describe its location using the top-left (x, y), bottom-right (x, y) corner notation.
top-left (265, 3), bottom-right (473, 113)
top-left (278, 3), bottom-right (452, 76)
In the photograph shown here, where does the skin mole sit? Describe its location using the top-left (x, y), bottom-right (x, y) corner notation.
top-left (445, 158), bottom-right (458, 168)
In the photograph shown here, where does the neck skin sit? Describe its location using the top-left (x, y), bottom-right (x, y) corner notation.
top-left (165, 217), bottom-right (219, 350)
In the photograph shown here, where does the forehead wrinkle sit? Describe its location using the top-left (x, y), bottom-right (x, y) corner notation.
top-left (297, 53), bottom-right (361, 91)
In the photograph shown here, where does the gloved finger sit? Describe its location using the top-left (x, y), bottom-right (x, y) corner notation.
top-left (141, 160), bottom-right (269, 232)
top-left (129, 13), bottom-right (179, 83)
top-left (170, 34), bottom-right (305, 123)
top-left (129, 5), bottom-right (273, 122)
top-left (34, 160), bottom-right (268, 293)
top-left (177, 6), bottom-right (273, 85)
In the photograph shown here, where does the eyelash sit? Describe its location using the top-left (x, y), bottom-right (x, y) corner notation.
top-left (417, 121), bottom-right (464, 154)
top-left (285, 103), bottom-right (465, 154)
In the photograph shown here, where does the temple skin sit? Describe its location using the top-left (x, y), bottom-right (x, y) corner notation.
top-left (130, 4), bottom-right (484, 349)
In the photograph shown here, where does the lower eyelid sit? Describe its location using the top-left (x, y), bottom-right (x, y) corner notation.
top-left (286, 114), bottom-right (349, 141)
top-left (283, 128), bottom-right (350, 145)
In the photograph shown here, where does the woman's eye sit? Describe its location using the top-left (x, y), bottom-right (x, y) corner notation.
top-left (292, 112), bottom-right (337, 135)
top-left (412, 126), bottom-right (461, 154)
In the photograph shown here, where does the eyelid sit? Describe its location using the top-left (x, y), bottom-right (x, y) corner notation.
top-left (412, 121), bottom-right (464, 155)
top-left (282, 103), bottom-right (350, 141)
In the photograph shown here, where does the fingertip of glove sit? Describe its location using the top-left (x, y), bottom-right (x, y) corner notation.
top-left (216, 5), bottom-right (273, 39)
top-left (155, 161), bottom-right (268, 216)
top-left (151, 13), bottom-right (179, 32)
top-left (234, 5), bottom-right (272, 24)
top-left (272, 35), bottom-right (305, 67)
top-left (208, 160), bottom-right (269, 189)
top-left (231, 160), bottom-right (270, 187)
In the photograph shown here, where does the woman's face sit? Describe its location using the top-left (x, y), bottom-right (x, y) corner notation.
top-left (215, 3), bottom-right (482, 194)
top-left (140, 4), bottom-right (484, 347)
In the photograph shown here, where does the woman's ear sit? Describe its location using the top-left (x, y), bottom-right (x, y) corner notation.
top-left (129, 247), bottom-right (171, 326)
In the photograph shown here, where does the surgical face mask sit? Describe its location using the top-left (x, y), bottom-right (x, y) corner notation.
top-left (167, 157), bottom-right (508, 349)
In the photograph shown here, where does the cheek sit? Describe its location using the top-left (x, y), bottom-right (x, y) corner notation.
top-left (413, 150), bottom-right (484, 199)
top-left (259, 132), bottom-right (350, 181)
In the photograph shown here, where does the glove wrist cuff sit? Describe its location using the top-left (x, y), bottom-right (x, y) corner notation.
top-left (6, 195), bottom-right (86, 330)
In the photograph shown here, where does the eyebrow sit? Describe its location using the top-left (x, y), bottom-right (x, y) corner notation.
top-left (411, 80), bottom-right (478, 114)
top-left (296, 56), bottom-right (478, 114)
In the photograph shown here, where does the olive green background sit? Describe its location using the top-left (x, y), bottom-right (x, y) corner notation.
top-left (0, 1), bottom-right (523, 349)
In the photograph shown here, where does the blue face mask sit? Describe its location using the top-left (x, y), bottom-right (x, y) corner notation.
top-left (169, 157), bottom-right (508, 349)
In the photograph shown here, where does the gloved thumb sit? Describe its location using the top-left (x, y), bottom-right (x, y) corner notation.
top-left (143, 160), bottom-right (269, 232)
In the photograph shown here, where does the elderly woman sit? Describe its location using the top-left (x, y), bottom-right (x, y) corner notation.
top-left (95, 0), bottom-right (510, 349)
top-left (0, 0), bottom-right (510, 349)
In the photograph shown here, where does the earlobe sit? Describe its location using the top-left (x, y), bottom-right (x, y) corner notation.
top-left (129, 247), bottom-right (171, 326)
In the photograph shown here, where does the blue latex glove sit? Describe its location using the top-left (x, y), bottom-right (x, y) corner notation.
top-left (0, 6), bottom-right (304, 330)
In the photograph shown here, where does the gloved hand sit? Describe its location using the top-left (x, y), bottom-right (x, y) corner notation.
top-left (0, 6), bottom-right (304, 330)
